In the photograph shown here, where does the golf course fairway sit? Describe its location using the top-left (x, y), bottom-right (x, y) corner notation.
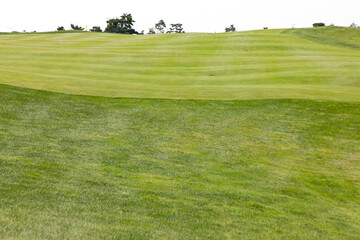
top-left (0, 27), bottom-right (359, 239)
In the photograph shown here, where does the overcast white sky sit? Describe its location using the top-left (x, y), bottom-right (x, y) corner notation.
top-left (0, 0), bottom-right (359, 33)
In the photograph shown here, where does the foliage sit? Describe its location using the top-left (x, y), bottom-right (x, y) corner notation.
top-left (350, 22), bottom-right (358, 28)
top-left (225, 24), bottom-right (236, 32)
top-left (70, 24), bottom-right (84, 31)
top-left (167, 23), bottom-right (185, 33)
top-left (155, 19), bottom-right (166, 33)
top-left (313, 22), bottom-right (325, 27)
top-left (148, 28), bottom-right (156, 34)
top-left (90, 26), bottom-right (102, 32)
top-left (105, 13), bottom-right (137, 34)
top-left (57, 26), bottom-right (65, 31)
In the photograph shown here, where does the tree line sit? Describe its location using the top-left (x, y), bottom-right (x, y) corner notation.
top-left (57, 13), bottom-right (360, 34)
top-left (57, 13), bottom-right (240, 34)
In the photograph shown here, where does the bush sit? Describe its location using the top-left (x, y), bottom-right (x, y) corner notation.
top-left (225, 24), bottom-right (236, 32)
top-left (313, 23), bottom-right (325, 27)
top-left (71, 24), bottom-right (84, 31)
top-left (90, 26), bottom-right (102, 32)
top-left (57, 26), bottom-right (65, 31)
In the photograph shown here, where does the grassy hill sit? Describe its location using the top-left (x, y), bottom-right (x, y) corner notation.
top-left (0, 27), bottom-right (360, 239)
top-left (0, 28), bottom-right (359, 101)
top-left (283, 26), bottom-right (360, 49)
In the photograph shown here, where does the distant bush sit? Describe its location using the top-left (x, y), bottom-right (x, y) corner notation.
top-left (313, 23), bottom-right (325, 27)
top-left (57, 26), bottom-right (65, 31)
top-left (167, 24), bottom-right (185, 33)
top-left (263, 27), bottom-right (268, 30)
top-left (71, 24), bottom-right (84, 31)
top-left (90, 26), bottom-right (102, 32)
top-left (148, 28), bottom-right (156, 34)
top-left (225, 24), bottom-right (236, 32)
top-left (350, 23), bottom-right (358, 28)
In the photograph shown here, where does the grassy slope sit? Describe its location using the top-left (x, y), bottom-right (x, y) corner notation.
top-left (0, 29), bottom-right (359, 101)
top-left (283, 26), bottom-right (360, 49)
top-left (1, 28), bottom-right (360, 239)
top-left (1, 84), bottom-right (360, 239)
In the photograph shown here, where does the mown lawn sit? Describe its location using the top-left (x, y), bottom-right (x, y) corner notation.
top-left (1, 84), bottom-right (359, 239)
top-left (0, 28), bottom-right (359, 101)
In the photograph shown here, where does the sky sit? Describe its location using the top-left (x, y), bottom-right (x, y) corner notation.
top-left (0, 0), bottom-right (359, 33)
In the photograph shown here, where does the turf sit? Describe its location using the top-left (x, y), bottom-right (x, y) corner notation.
top-left (1, 27), bottom-right (360, 239)
top-left (283, 26), bottom-right (360, 49)
top-left (0, 28), bottom-right (359, 101)
top-left (1, 84), bottom-right (360, 239)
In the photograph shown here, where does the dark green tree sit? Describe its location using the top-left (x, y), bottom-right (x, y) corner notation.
top-left (70, 24), bottom-right (84, 30)
top-left (90, 26), bottom-right (102, 32)
top-left (57, 26), bottom-right (65, 31)
top-left (148, 28), bottom-right (156, 34)
top-left (155, 20), bottom-right (166, 33)
top-left (225, 24), bottom-right (236, 32)
top-left (105, 13), bottom-right (137, 34)
top-left (167, 23), bottom-right (185, 33)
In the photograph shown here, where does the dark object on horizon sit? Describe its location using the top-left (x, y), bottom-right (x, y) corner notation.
top-left (90, 26), bottom-right (102, 32)
top-left (71, 24), bottom-right (84, 31)
top-left (225, 24), bottom-right (236, 32)
top-left (349, 23), bottom-right (358, 28)
top-left (313, 23), bottom-right (325, 27)
top-left (264, 27), bottom-right (268, 29)
top-left (167, 24), bottom-right (185, 33)
top-left (155, 20), bottom-right (166, 33)
top-left (105, 13), bottom-right (138, 34)
top-left (148, 28), bottom-right (156, 34)
top-left (57, 26), bottom-right (65, 31)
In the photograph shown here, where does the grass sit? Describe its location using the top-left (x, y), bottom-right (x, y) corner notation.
top-left (283, 26), bottom-right (360, 49)
top-left (0, 28), bottom-right (359, 101)
top-left (1, 84), bottom-right (360, 239)
top-left (0, 27), bottom-right (360, 239)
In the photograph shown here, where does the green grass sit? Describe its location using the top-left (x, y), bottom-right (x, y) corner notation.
top-left (283, 26), bottom-right (360, 49)
top-left (1, 27), bottom-right (360, 239)
top-left (1, 84), bottom-right (360, 239)
top-left (0, 28), bottom-right (359, 101)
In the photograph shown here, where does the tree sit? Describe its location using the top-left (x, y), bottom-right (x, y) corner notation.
top-left (148, 28), bottom-right (156, 34)
top-left (57, 26), bottom-right (65, 31)
top-left (350, 22), bottom-right (358, 28)
top-left (167, 23), bottom-right (185, 33)
top-left (70, 24), bottom-right (84, 31)
top-left (225, 24), bottom-right (236, 32)
top-left (90, 26), bottom-right (102, 32)
top-left (155, 20), bottom-right (166, 33)
top-left (313, 22), bottom-right (325, 27)
top-left (105, 13), bottom-right (137, 34)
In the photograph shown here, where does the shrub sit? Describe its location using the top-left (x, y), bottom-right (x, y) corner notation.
top-left (70, 24), bottom-right (84, 31)
top-left (225, 24), bottom-right (236, 32)
top-left (90, 26), bottom-right (102, 32)
top-left (313, 23), bottom-right (325, 27)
